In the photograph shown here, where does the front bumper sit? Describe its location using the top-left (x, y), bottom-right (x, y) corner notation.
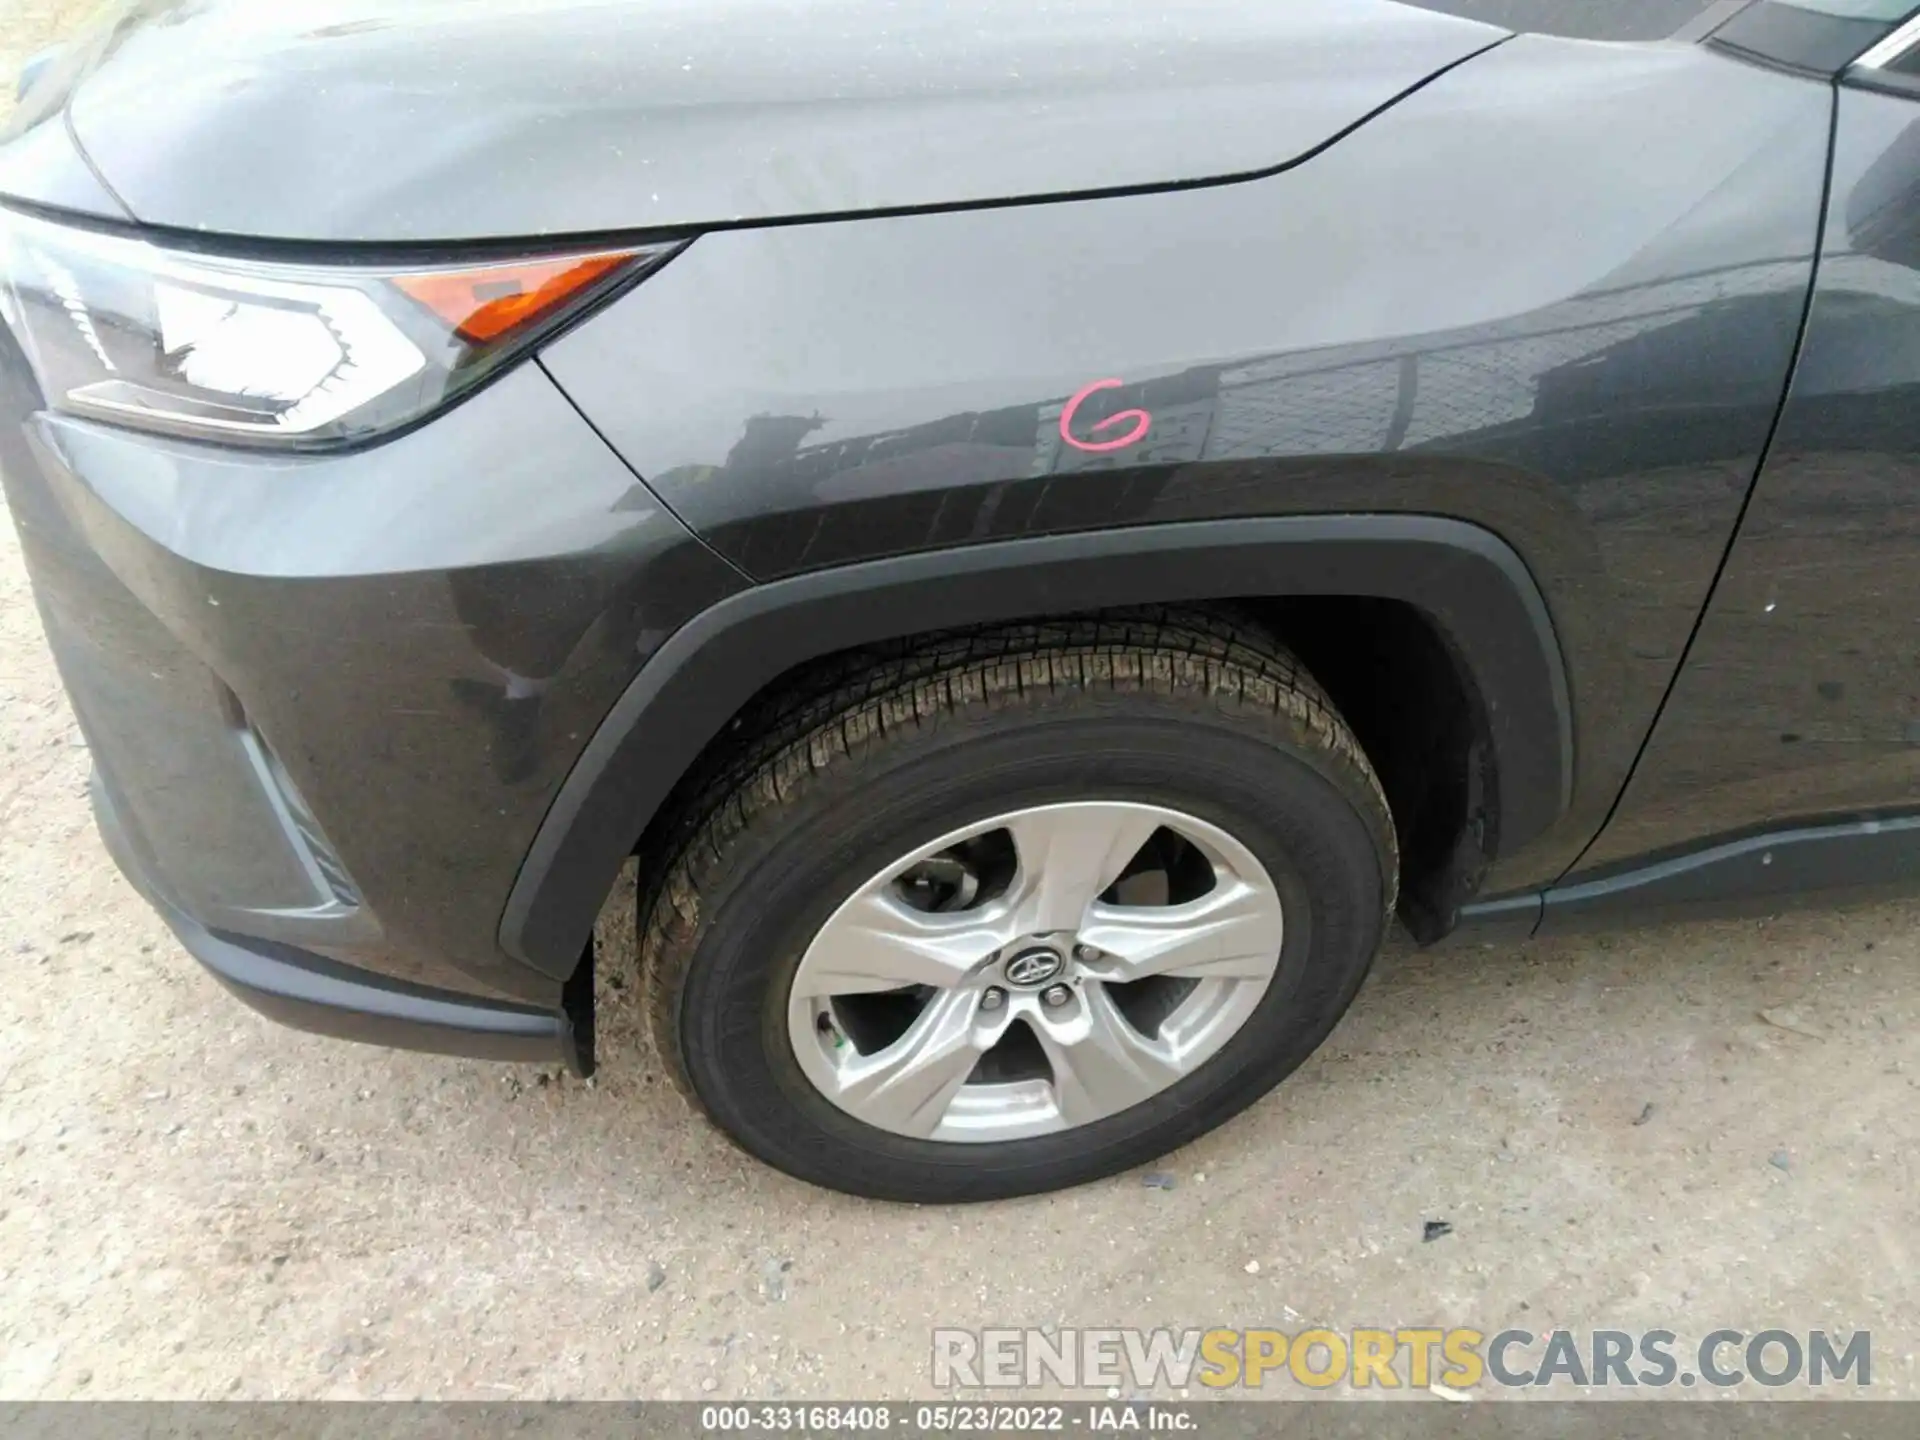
top-left (90, 768), bottom-right (591, 1072)
top-left (0, 326), bottom-right (742, 1067)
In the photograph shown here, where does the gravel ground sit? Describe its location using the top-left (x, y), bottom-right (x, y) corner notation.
top-left (2, 0), bottom-right (1918, 1406)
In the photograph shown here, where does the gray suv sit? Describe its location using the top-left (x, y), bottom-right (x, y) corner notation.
top-left (3, 0), bottom-right (1919, 1200)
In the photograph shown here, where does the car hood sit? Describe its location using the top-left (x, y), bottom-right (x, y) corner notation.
top-left (1, 0), bottom-right (1507, 244)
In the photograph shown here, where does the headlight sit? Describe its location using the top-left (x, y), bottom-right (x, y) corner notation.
top-left (0, 207), bottom-right (679, 449)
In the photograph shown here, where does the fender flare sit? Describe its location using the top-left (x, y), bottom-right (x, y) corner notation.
top-left (499, 514), bottom-right (1573, 974)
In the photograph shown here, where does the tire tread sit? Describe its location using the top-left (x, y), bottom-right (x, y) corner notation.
top-left (639, 606), bottom-right (1396, 1117)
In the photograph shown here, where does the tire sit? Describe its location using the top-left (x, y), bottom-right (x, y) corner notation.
top-left (640, 607), bottom-right (1397, 1202)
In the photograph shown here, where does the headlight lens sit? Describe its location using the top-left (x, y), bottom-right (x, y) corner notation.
top-left (0, 207), bottom-right (677, 449)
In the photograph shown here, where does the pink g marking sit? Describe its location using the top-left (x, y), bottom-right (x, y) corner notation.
top-left (1060, 378), bottom-right (1151, 454)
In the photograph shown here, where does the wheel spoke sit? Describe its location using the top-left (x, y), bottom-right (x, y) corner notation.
top-left (1033, 983), bottom-right (1184, 1126)
top-left (1077, 879), bottom-right (1283, 983)
top-left (787, 799), bottom-right (1290, 1144)
top-left (832, 991), bottom-right (1003, 1137)
top-left (1005, 804), bottom-right (1163, 935)
top-left (793, 891), bottom-right (999, 997)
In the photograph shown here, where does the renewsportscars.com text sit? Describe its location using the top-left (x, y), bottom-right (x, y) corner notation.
top-left (931, 1327), bottom-right (1871, 1392)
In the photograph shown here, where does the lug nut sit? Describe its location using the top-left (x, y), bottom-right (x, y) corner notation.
top-left (1074, 943), bottom-right (1098, 962)
top-left (1041, 984), bottom-right (1073, 1008)
top-left (980, 987), bottom-right (1007, 1012)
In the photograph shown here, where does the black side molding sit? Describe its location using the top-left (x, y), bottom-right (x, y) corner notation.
top-left (1439, 888), bottom-right (1546, 947)
top-left (500, 514), bottom-right (1575, 974)
top-left (1541, 812), bottom-right (1920, 930)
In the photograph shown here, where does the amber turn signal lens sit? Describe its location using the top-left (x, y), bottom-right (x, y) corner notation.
top-left (394, 251), bottom-right (638, 344)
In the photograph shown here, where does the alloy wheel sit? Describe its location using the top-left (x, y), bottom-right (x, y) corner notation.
top-left (786, 802), bottom-right (1286, 1142)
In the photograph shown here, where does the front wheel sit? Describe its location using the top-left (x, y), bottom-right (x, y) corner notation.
top-left (641, 611), bottom-right (1397, 1202)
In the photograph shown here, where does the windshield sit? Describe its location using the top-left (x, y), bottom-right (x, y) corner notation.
top-left (1401, 1), bottom-right (1714, 40)
top-left (1410, 0), bottom-right (1919, 43)
top-left (1777, 0), bottom-right (1916, 15)
top-left (1702, 0), bottom-right (1920, 72)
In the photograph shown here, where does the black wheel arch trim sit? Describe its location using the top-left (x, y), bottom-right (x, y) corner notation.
top-left (499, 514), bottom-right (1575, 975)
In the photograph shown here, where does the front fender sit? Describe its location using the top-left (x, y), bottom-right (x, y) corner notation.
top-left (544, 32), bottom-right (1832, 895)
top-left (500, 515), bottom-right (1570, 975)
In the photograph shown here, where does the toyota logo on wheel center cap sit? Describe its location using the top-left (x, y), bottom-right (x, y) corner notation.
top-left (1002, 948), bottom-right (1065, 988)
